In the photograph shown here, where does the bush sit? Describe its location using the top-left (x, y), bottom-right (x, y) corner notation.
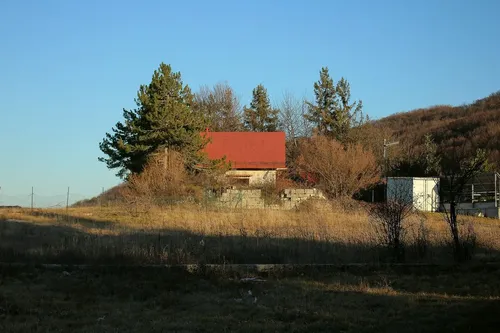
top-left (368, 197), bottom-right (414, 262)
top-left (412, 217), bottom-right (430, 260)
top-left (456, 219), bottom-right (477, 261)
top-left (123, 150), bottom-right (190, 208)
top-left (296, 136), bottom-right (380, 199)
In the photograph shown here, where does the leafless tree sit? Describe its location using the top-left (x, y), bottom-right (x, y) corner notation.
top-left (278, 91), bottom-right (312, 139)
top-left (440, 147), bottom-right (487, 261)
top-left (278, 91), bottom-right (312, 175)
top-left (369, 181), bottom-right (416, 262)
top-left (194, 82), bottom-right (243, 131)
top-left (296, 136), bottom-right (380, 198)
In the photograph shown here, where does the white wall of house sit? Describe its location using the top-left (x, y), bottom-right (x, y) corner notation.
top-left (225, 170), bottom-right (277, 186)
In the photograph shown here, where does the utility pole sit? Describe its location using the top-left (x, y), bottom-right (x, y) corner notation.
top-left (31, 186), bottom-right (34, 212)
top-left (495, 172), bottom-right (498, 208)
top-left (383, 139), bottom-right (399, 201)
top-left (66, 187), bottom-right (70, 211)
top-left (383, 139), bottom-right (400, 171)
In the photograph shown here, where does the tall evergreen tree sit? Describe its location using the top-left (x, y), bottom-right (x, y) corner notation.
top-left (335, 77), bottom-right (364, 141)
top-left (305, 67), bottom-right (364, 142)
top-left (243, 84), bottom-right (279, 132)
top-left (99, 63), bottom-right (207, 178)
top-left (304, 67), bottom-right (337, 136)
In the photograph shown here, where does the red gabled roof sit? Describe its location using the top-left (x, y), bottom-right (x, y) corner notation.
top-left (202, 131), bottom-right (286, 169)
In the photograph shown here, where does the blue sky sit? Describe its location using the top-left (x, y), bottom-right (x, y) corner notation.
top-left (1, 0), bottom-right (499, 206)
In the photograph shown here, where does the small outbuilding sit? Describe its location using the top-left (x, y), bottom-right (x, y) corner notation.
top-left (387, 177), bottom-right (440, 212)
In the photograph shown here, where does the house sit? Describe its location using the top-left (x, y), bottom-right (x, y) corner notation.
top-left (202, 131), bottom-right (286, 186)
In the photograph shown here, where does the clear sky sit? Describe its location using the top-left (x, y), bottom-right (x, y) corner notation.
top-left (1, 0), bottom-right (499, 206)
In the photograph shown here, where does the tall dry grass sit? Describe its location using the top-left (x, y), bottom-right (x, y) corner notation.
top-left (1, 202), bottom-right (500, 265)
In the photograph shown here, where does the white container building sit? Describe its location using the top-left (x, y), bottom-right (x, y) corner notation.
top-left (387, 177), bottom-right (440, 212)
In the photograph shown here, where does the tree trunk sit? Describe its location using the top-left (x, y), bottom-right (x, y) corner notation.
top-left (449, 202), bottom-right (462, 260)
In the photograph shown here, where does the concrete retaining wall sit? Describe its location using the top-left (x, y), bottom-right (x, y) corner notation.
top-left (218, 189), bottom-right (265, 209)
top-left (442, 202), bottom-right (499, 219)
top-left (216, 188), bottom-right (326, 210)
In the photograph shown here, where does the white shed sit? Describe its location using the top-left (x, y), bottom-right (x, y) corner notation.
top-left (387, 177), bottom-right (440, 212)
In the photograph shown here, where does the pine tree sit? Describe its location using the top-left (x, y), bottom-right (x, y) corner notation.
top-left (243, 84), bottom-right (279, 132)
top-left (305, 67), bottom-right (364, 142)
top-left (99, 63), bottom-right (207, 178)
top-left (335, 77), bottom-right (364, 142)
top-left (304, 67), bottom-right (337, 136)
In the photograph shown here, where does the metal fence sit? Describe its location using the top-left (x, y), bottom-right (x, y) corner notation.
top-left (0, 187), bottom-right (102, 209)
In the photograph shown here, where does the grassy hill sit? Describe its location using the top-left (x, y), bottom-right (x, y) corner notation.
top-left (372, 91), bottom-right (500, 172)
top-left (72, 184), bottom-right (127, 207)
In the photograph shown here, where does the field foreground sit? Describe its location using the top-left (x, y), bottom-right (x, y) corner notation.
top-left (1, 205), bottom-right (500, 331)
top-left (1, 264), bottom-right (500, 332)
top-left (1, 205), bottom-right (500, 265)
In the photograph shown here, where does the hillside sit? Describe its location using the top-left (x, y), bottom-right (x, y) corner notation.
top-left (372, 91), bottom-right (500, 172)
top-left (72, 184), bottom-right (127, 207)
top-left (80, 91), bottom-right (500, 205)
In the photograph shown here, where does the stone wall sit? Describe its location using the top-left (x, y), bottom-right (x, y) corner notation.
top-left (216, 188), bottom-right (326, 210)
top-left (218, 189), bottom-right (265, 209)
top-left (280, 188), bottom-right (326, 209)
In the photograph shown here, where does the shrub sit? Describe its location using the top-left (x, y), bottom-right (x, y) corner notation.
top-left (369, 196), bottom-right (414, 262)
top-left (124, 150), bottom-right (190, 207)
top-left (296, 136), bottom-right (380, 199)
top-left (408, 216), bottom-right (430, 261)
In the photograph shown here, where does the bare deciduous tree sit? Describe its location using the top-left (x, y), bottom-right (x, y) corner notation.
top-left (369, 181), bottom-right (416, 262)
top-left (296, 136), bottom-right (380, 198)
top-left (278, 91), bottom-right (311, 139)
top-left (194, 82), bottom-right (242, 132)
top-left (278, 91), bottom-right (312, 175)
top-left (440, 147), bottom-right (487, 261)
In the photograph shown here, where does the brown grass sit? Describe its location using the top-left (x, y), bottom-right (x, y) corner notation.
top-left (2, 204), bottom-right (500, 331)
top-left (1, 203), bottom-right (500, 266)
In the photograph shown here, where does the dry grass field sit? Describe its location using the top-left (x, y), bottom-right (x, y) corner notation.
top-left (1, 202), bottom-right (500, 265)
top-left (1, 203), bottom-right (500, 332)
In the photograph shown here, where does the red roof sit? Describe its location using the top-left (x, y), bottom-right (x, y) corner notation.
top-left (202, 131), bottom-right (286, 169)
